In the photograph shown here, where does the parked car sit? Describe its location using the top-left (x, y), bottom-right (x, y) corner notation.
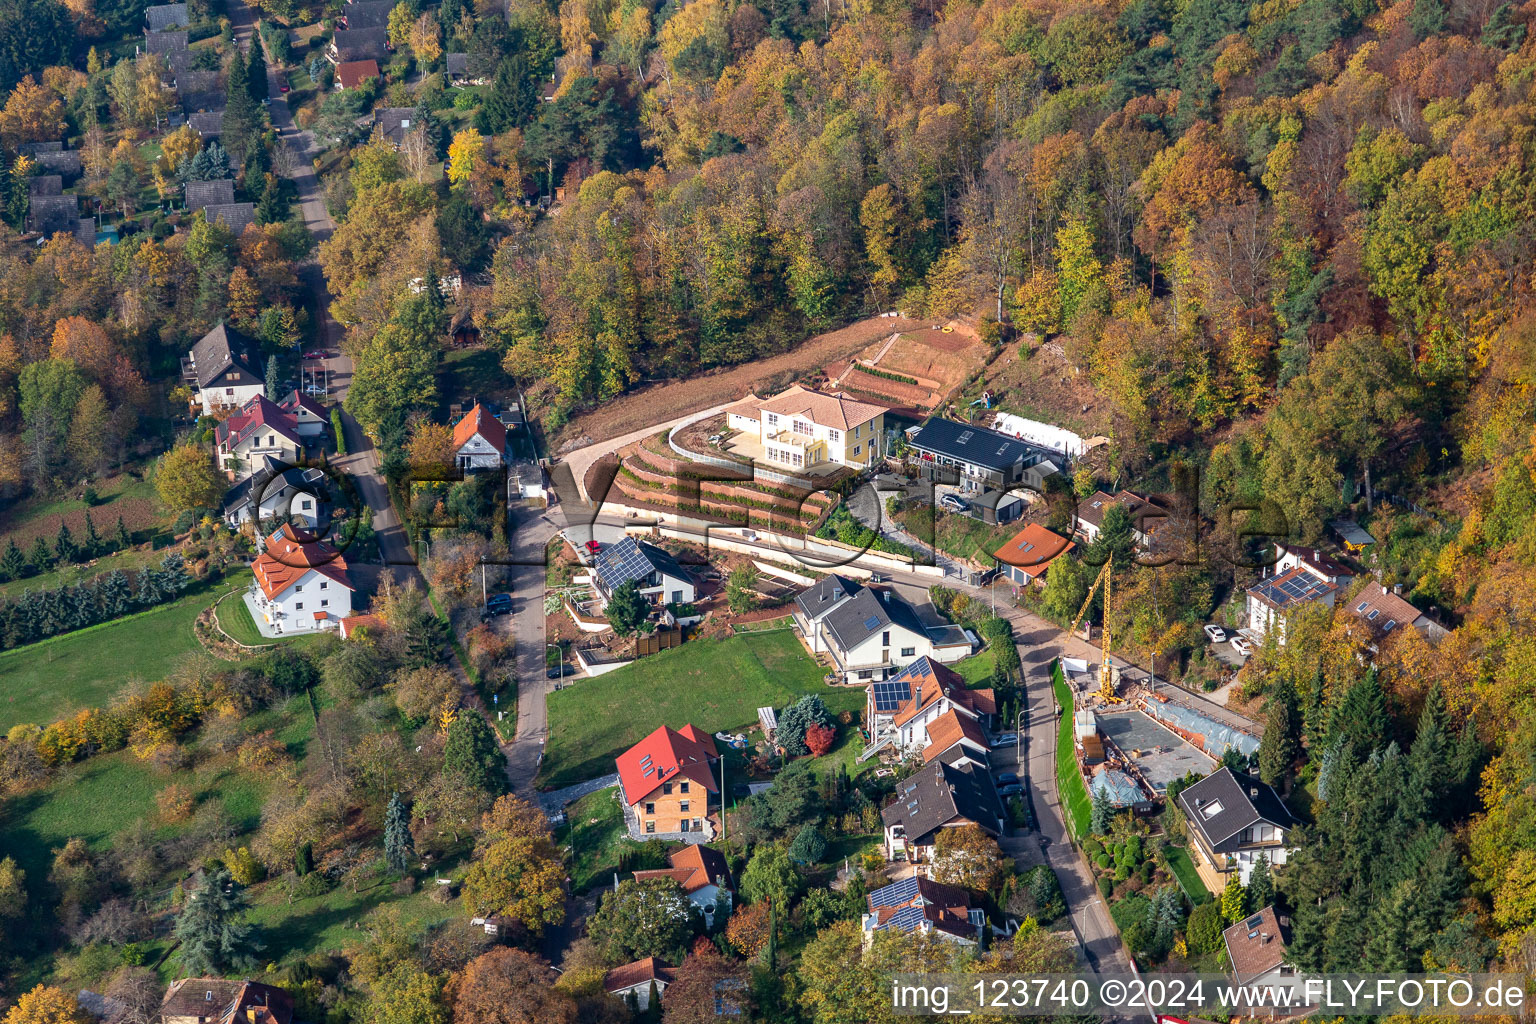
top-left (280, 83), bottom-right (290, 93)
top-left (996, 772), bottom-right (1020, 787)
top-left (1230, 636), bottom-right (1254, 657)
top-left (303, 350), bottom-right (327, 360)
top-left (991, 732), bottom-right (1018, 748)
top-left (1204, 624), bottom-right (1228, 643)
top-left (998, 783), bottom-right (1025, 798)
top-left (480, 594), bottom-right (512, 619)
top-left (584, 539), bottom-right (601, 555)
top-left (546, 665), bottom-right (575, 680)
top-left (939, 494), bottom-right (968, 513)
top-left (304, 384), bottom-right (327, 396)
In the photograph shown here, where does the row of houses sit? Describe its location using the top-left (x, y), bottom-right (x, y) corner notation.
top-left (792, 574), bottom-right (973, 684)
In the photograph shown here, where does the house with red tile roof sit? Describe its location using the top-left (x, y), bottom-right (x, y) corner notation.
top-left (335, 58), bottom-right (379, 90)
top-left (633, 844), bottom-right (733, 915)
top-left (993, 523), bottom-right (1074, 589)
top-left (160, 980), bottom-right (292, 1024)
top-left (863, 657), bottom-right (996, 763)
top-left (862, 875), bottom-right (984, 945)
top-left (617, 724), bottom-right (718, 838)
top-left (214, 394), bottom-right (304, 479)
top-left (452, 403), bottom-right (508, 470)
top-left (920, 709), bottom-right (990, 768)
top-left (603, 958), bottom-right (676, 1012)
top-left (249, 524), bottom-right (353, 635)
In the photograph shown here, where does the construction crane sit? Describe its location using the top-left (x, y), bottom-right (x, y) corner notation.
top-left (1067, 555), bottom-right (1124, 704)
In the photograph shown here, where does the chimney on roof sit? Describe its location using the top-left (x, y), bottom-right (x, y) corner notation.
top-left (1261, 932), bottom-right (1271, 943)
top-left (1250, 786), bottom-right (1259, 798)
top-left (1393, 583), bottom-right (1403, 595)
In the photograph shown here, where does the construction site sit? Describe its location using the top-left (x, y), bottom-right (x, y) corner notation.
top-left (1063, 557), bottom-right (1263, 814)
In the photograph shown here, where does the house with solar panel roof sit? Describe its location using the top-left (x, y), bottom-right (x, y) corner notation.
top-left (592, 536), bottom-right (696, 610)
top-left (862, 875), bottom-right (985, 945)
top-left (1244, 543), bottom-right (1355, 645)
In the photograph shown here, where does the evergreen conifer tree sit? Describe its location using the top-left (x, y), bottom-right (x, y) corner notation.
top-left (29, 535), bottom-right (51, 571)
top-left (442, 713), bottom-right (508, 796)
top-left (82, 512), bottom-right (102, 557)
top-left (135, 567), bottom-right (163, 606)
top-left (1258, 681), bottom-right (1301, 790)
top-left (100, 570), bottom-right (130, 617)
top-left (0, 539), bottom-right (24, 581)
top-left (1090, 787), bottom-right (1113, 835)
top-left (246, 38), bottom-right (269, 102)
top-left (265, 354), bottom-right (281, 401)
top-left (36, 589), bottom-right (63, 637)
top-left (174, 868), bottom-right (261, 975)
top-left (159, 553), bottom-right (192, 593)
top-left (115, 515), bottom-right (131, 551)
top-left (54, 522), bottom-right (78, 564)
top-left (1221, 873), bottom-right (1246, 924)
top-left (383, 791), bottom-right (415, 873)
top-left (1247, 855), bottom-right (1274, 913)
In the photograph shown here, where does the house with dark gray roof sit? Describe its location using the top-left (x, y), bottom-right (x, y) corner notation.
top-left (74, 217), bottom-right (96, 245)
top-left (328, 26), bottom-right (389, 64)
top-left (340, 0), bottom-right (393, 28)
top-left (188, 110), bottom-right (223, 137)
top-left (791, 573), bottom-right (862, 654)
top-left (28, 174), bottom-right (62, 196)
top-left (145, 2), bottom-right (188, 30)
top-left (591, 536), bottom-right (695, 608)
top-left (27, 194), bottom-right (77, 236)
top-left (175, 70), bottom-right (222, 111)
top-left (144, 28), bottom-right (189, 54)
top-left (205, 202), bottom-right (255, 236)
top-left (815, 586), bottom-right (958, 684)
top-left (18, 141), bottom-right (61, 156)
top-left (1176, 767), bottom-right (1293, 889)
top-left (222, 456), bottom-right (331, 531)
top-left (184, 178), bottom-right (235, 210)
top-left (881, 759), bottom-right (1005, 863)
top-left (373, 106), bottom-right (417, 148)
top-left (906, 417), bottom-right (1061, 494)
top-left (31, 149), bottom-right (81, 178)
top-left (445, 52), bottom-right (484, 85)
top-left (183, 322), bottom-right (263, 414)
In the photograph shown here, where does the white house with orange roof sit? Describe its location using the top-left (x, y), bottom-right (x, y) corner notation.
top-left (723, 385), bottom-right (889, 471)
top-left (861, 656), bottom-right (996, 763)
top-left (452, 403), bottom-right (507, 470)
top-left (632, 844), bottom-right (733, 921)
top-left (246, 524), bottom-right (354, 635)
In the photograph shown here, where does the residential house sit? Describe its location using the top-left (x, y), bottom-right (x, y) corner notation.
top-left (993, 523), bottom-right (1075, 589)
top-left (905, 417), bottom-right (1060, 494)
top-left (373, 106), bottom-right (416, 147)
top-left (335, 58), bottom-right (379, 89)
top-left (279, 389), bottom-right (328, 438)
top-left (921, 710), bottom-right (991, 768)
top-left (592, 536), bottom-right (696, 607)
top-left (881, 759), bottom-right (1005, 863)
top-left (184, 177), bottom-right (235, 211)
top-left (328, 26), bottom-right (389, 65)
top-left (160, 979), bottom-right (292, 1024)
top-left (616, 723), bottom-right (719, 837)
top-left (863, 656), bottom-right (996, 760)
top-left (249, 524), bottom-right (354, 634)
top-left (1344, 581), bottom-right (1448, 645)
top-left (339, 0), bottom-right (394, 27)
top-left (27, 194), bottom-right (77, 236)
top-left (174, 70), bottom-right (223, 112)
top-left (339, 612), bottom-right (383, 639)
top-left (73, 216), bottom-right (96, 245)
top-left (214, 395), bottom-right (304, 477)
top-left (452, 402), bottom-right (507, 469)
top-left (815, 586), bottom-right (954, 684)
top-left (183, 322), bottom-right (263, 414)
top-left (633, 844), bottom-right (733, 921)
top-left (791, 573), bottom-right (864, 654)
top-left (603, 958), bottom-right (676, 1012)
top-left (222, 456), bottom-right (329, 530)
top-left (723, 385), bottom-right (889, 472)
top-left (1072, 489), bottom-right (1170, 546)
top-left (1223, 906), bottom-right (1309, 1006)
top-left (445, 52), bottom-right (486, 85)
top-left (1271, 543), bottom-right (1353, 587)
top-left (29, 174), bottom-right (61, 196)
top-left (189, 110), bottom-right (224, 137)
top-left (1245, 565), bottom-right (1340, 644)
top-left (1175, 767), bottom-right (1293, 888)
top-left (205, 202), bottom-right (255, 236)
top-left (144, 28), bottom-right (189, 55)
top-left (31, 148), bottom-right (82, 179)
top-left (144, 2), bottom-right (188, 30)
top-left (862, 875), bottom-right (985, 946)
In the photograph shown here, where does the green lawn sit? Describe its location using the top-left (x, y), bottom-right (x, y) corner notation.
top-left (213, 583), bottom-right (324, 651)
top-left (1053, 662), bottom-right (1092, 838)
top-left (0, 578), bottom-right (240, 732)
top-left (1162, 843), bottom-right (1211, 904)
top-left (558, 786), bottom-right (633, 892)
top-left (540, 630), bottom-right (863, 788)
top-left (896, 506), bottom-right (1018, 564)
top-left (436, 347), bottom-right (510, 420)
top-left (954, 647), bottom-right (998, 685)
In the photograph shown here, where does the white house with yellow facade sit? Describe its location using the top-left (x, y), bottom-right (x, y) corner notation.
top-left (723, 386), bottom-right (889, 473)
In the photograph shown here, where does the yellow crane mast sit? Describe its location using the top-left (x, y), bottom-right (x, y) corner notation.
top-left (1066, 555), bottom-right (1123, 704)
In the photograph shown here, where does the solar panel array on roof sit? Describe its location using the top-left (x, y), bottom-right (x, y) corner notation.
top-left (868, 875), bottom-right (920, 907)
top-left (886, 906), bottom-right (927, 932)
top-left (595, 535), bottom-right (659, 592)
top-left (871, 680), bottom-right (912, 713)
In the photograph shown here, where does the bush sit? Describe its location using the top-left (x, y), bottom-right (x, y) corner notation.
top-left (1098, 876), bottom-right (1113, 898)
top-left (1186, 900), bottom-right (1225, 954)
